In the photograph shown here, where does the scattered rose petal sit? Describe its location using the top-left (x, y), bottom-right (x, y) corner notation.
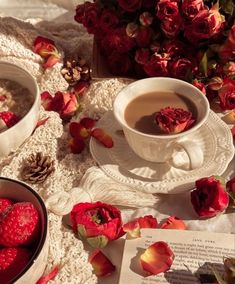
top-left (41, 91), bottom-right (53, 110)
top-left (91, 128), bottom-right (114, 148)
top-left (69, 122), bottom-right (90, 140)
top-left (36, 265), bottom-right (61, 284)
top-left (140, 241), bottom-right (175, 275)
top-left (123, 215), bottom-right (158, 239)
top-left (89, 250), bottom-right (115, 277)
top-left (80, 117), bottom-right (97, 130)
top-left (69, 138), bottom-right (86, 154)
top-left (73, 81), bottom-right (90, 97)
top-left (36, 117), bottom-right (49, 128)
top-left (43, 54), bottom-right (60, 69)
top-left (160, 216), bottom-right (187, 230)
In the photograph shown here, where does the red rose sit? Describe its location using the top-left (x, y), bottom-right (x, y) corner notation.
top-left (182, 0), bottom-right (204, 20)
top-left (101, 28), bottom-right (135, 54)
top-left (219, 25), bottom-right (235, 60)
top-left (191, 176), bottom-right (229, 218)
top-left (118, 0), bottom-right (142, 12)
top-left (136, 27), bottom-right (153, 48)
top-left (70, 202), bottom-right (123, 248)
top-left (185, 6), bottom-right (224, 43)
top-left (135, 48), bottom-right (150, 65)
top-left (108, 51), bottom-right (133, 76)
top-left (223, 62), bottom-right (235, 77)
top-left (163, 40), bottom-right (186, 57)
top-left (155, 107), bottom-right (195, 134)
top-left (74, 3), bottom-right (85, 23)
top-left (144, 53), bottom-right (170, 77)
top-left (161, 16), bottom-right (182, 38)
top-left (83, 2), bottom-right (99, 34)
top-left (169, 58), bottom-right (193, 80)
top-left (99, 9), bottom-right (119, 32)
top-left (156, 0), bottom-right (180, 22)
top-left (218, 78), bottom-right (235, 110)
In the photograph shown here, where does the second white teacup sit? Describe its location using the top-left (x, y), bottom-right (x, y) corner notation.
top-left (113, 77), bottom-right (210, 170)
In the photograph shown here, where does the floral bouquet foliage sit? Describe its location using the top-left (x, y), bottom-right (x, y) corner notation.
top-left (75, 0), bottom-right (235, 109)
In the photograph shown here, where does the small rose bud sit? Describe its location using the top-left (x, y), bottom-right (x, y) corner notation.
top-left (126, 22), bottom-right (139, 38)
top-left (139, 12), bottom-right (153, 26)
top-left (207, 76), bottom-right (223, 91)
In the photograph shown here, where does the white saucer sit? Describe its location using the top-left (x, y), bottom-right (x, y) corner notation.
top-left (90, 111), bottom-right (234, 194)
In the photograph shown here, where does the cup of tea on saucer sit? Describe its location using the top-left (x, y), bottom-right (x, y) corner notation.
top-left (113, 77), bottom-right (210, 170)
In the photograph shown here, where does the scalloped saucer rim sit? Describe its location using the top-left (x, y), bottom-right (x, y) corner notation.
top-left (90, 110), bottom-right (234, 194)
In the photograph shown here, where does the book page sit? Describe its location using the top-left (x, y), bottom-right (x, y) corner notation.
top-left (119, 229), bottom-right (235, 284)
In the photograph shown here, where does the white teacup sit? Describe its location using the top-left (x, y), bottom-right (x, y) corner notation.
top-left (113, 77), bottom-right (210, 170)
top-left (0, 61), bottom-right (40, 157)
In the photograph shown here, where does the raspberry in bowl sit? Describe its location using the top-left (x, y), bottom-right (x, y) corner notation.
top-left (0, 61), bottom-right (40, 158)
top-left (0, 177), bottom-right (48, 284)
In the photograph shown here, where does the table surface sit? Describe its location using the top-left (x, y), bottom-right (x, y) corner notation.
top-left (0, 3), bottom-right (234, 284)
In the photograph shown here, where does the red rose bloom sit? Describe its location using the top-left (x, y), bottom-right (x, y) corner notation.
top-left (101, 27), bottom-right (135, 54)
top-left (108, 51), bottom-right (133, 76)
top-left (185, 6), bottom-right (224, 43)
top-left (182, 0), bottom-right (204, 20)
top-left (144, 53), bottom-right (170, 77)
top-left (83, 2), bottom-right (99, 34)
top-left (218, 77), bottom-right (235, 110)
top-left (155, 107), bottom-right (195, 134)
top-left (161, 16), bottom-right (182, 38)
top-left (157, 0), bottom-right (180, 22)
top-left (163, 40), bottom-right (186, 57)
top-left (136, 27), bottom-right (153, 48)
top-left (219, 25), bottom-right (235, 60)
top-left (118, 0), bottom-right (142, 12)
top-left (135, 48), bottom-right (151, 65)
top-left (191, 176), bottom-right (229, 218)
top-left (99, 9), bottom-right (119, 32)
top-left (169, 58), bottom-right (193, 80)
top-left (70, 202), bottom-right (123, 248)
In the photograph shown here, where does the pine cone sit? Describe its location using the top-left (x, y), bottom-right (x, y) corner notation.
top-left (21, 152), bottom-right (55, 184)
top-left (61, 57), bottom-right (91, 86)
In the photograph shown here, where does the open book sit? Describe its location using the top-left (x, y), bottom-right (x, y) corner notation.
top-left (119, 229), bottom-right (235, 284)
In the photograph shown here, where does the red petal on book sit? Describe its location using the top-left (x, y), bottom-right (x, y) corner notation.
top-left (140, 241), bottom-right (174, 275)
top-left (160, 216), bottom-right (187, 230)
top-left (89, 249), bottom-right (115, 277)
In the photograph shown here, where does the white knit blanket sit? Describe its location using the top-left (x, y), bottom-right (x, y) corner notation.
top-left (0, 14), bottom-right (234, 284)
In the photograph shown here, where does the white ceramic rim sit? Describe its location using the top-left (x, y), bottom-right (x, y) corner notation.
top-left (113, 77), bottom-right (210, 139)
top-left (0, 177), bottom-right (48, 282)
top-left (0, 61), bottom-right (39, 137)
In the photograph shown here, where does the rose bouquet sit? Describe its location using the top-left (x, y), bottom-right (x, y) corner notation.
top-left (75, 0), bottom-right (235, 110)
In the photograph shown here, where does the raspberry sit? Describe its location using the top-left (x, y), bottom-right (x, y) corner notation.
top-left (0, 247), bottom-right (31, 284)
top-left (0, 202), bottom-right (40, 247)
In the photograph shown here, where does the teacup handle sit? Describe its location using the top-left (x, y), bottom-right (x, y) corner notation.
top-left (174, 140), bottom-right (204, 170)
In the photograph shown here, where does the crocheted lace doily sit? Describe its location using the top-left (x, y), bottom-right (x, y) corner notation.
top-left (0, 16), bottom-right (130, 283)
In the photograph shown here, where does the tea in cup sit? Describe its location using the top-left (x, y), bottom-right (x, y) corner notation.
top-left (113, 77), bottom-right (210, 170)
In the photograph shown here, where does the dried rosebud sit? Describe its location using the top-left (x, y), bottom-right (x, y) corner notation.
top-left (140, 241), bottom-right (174, 275)
top-left (139, 12), bottom-right (153, 26)
top-left (40, 91), bottom-right (53, 110)
top-left (155, 107), bottom-right (195, 134)
top-left (207, 76), bottom-right (223, 91)
top-left (126, 22), bottom-right (139, 38)
top-left (160, 216), bottom-right (187, 230)
top-left (218, 77), bottom-right (235, 110)
top-left (89, 250), bottom-right (115, 277)
top-left (69, 122), bottom-right (90, 140)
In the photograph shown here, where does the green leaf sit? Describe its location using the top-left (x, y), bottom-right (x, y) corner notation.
top-left (199, 52), bottom-right (208, 77)
top-left (213, 175), bottom-right (226, 187)
top-left (87, 235), bottom-right (109, 248)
